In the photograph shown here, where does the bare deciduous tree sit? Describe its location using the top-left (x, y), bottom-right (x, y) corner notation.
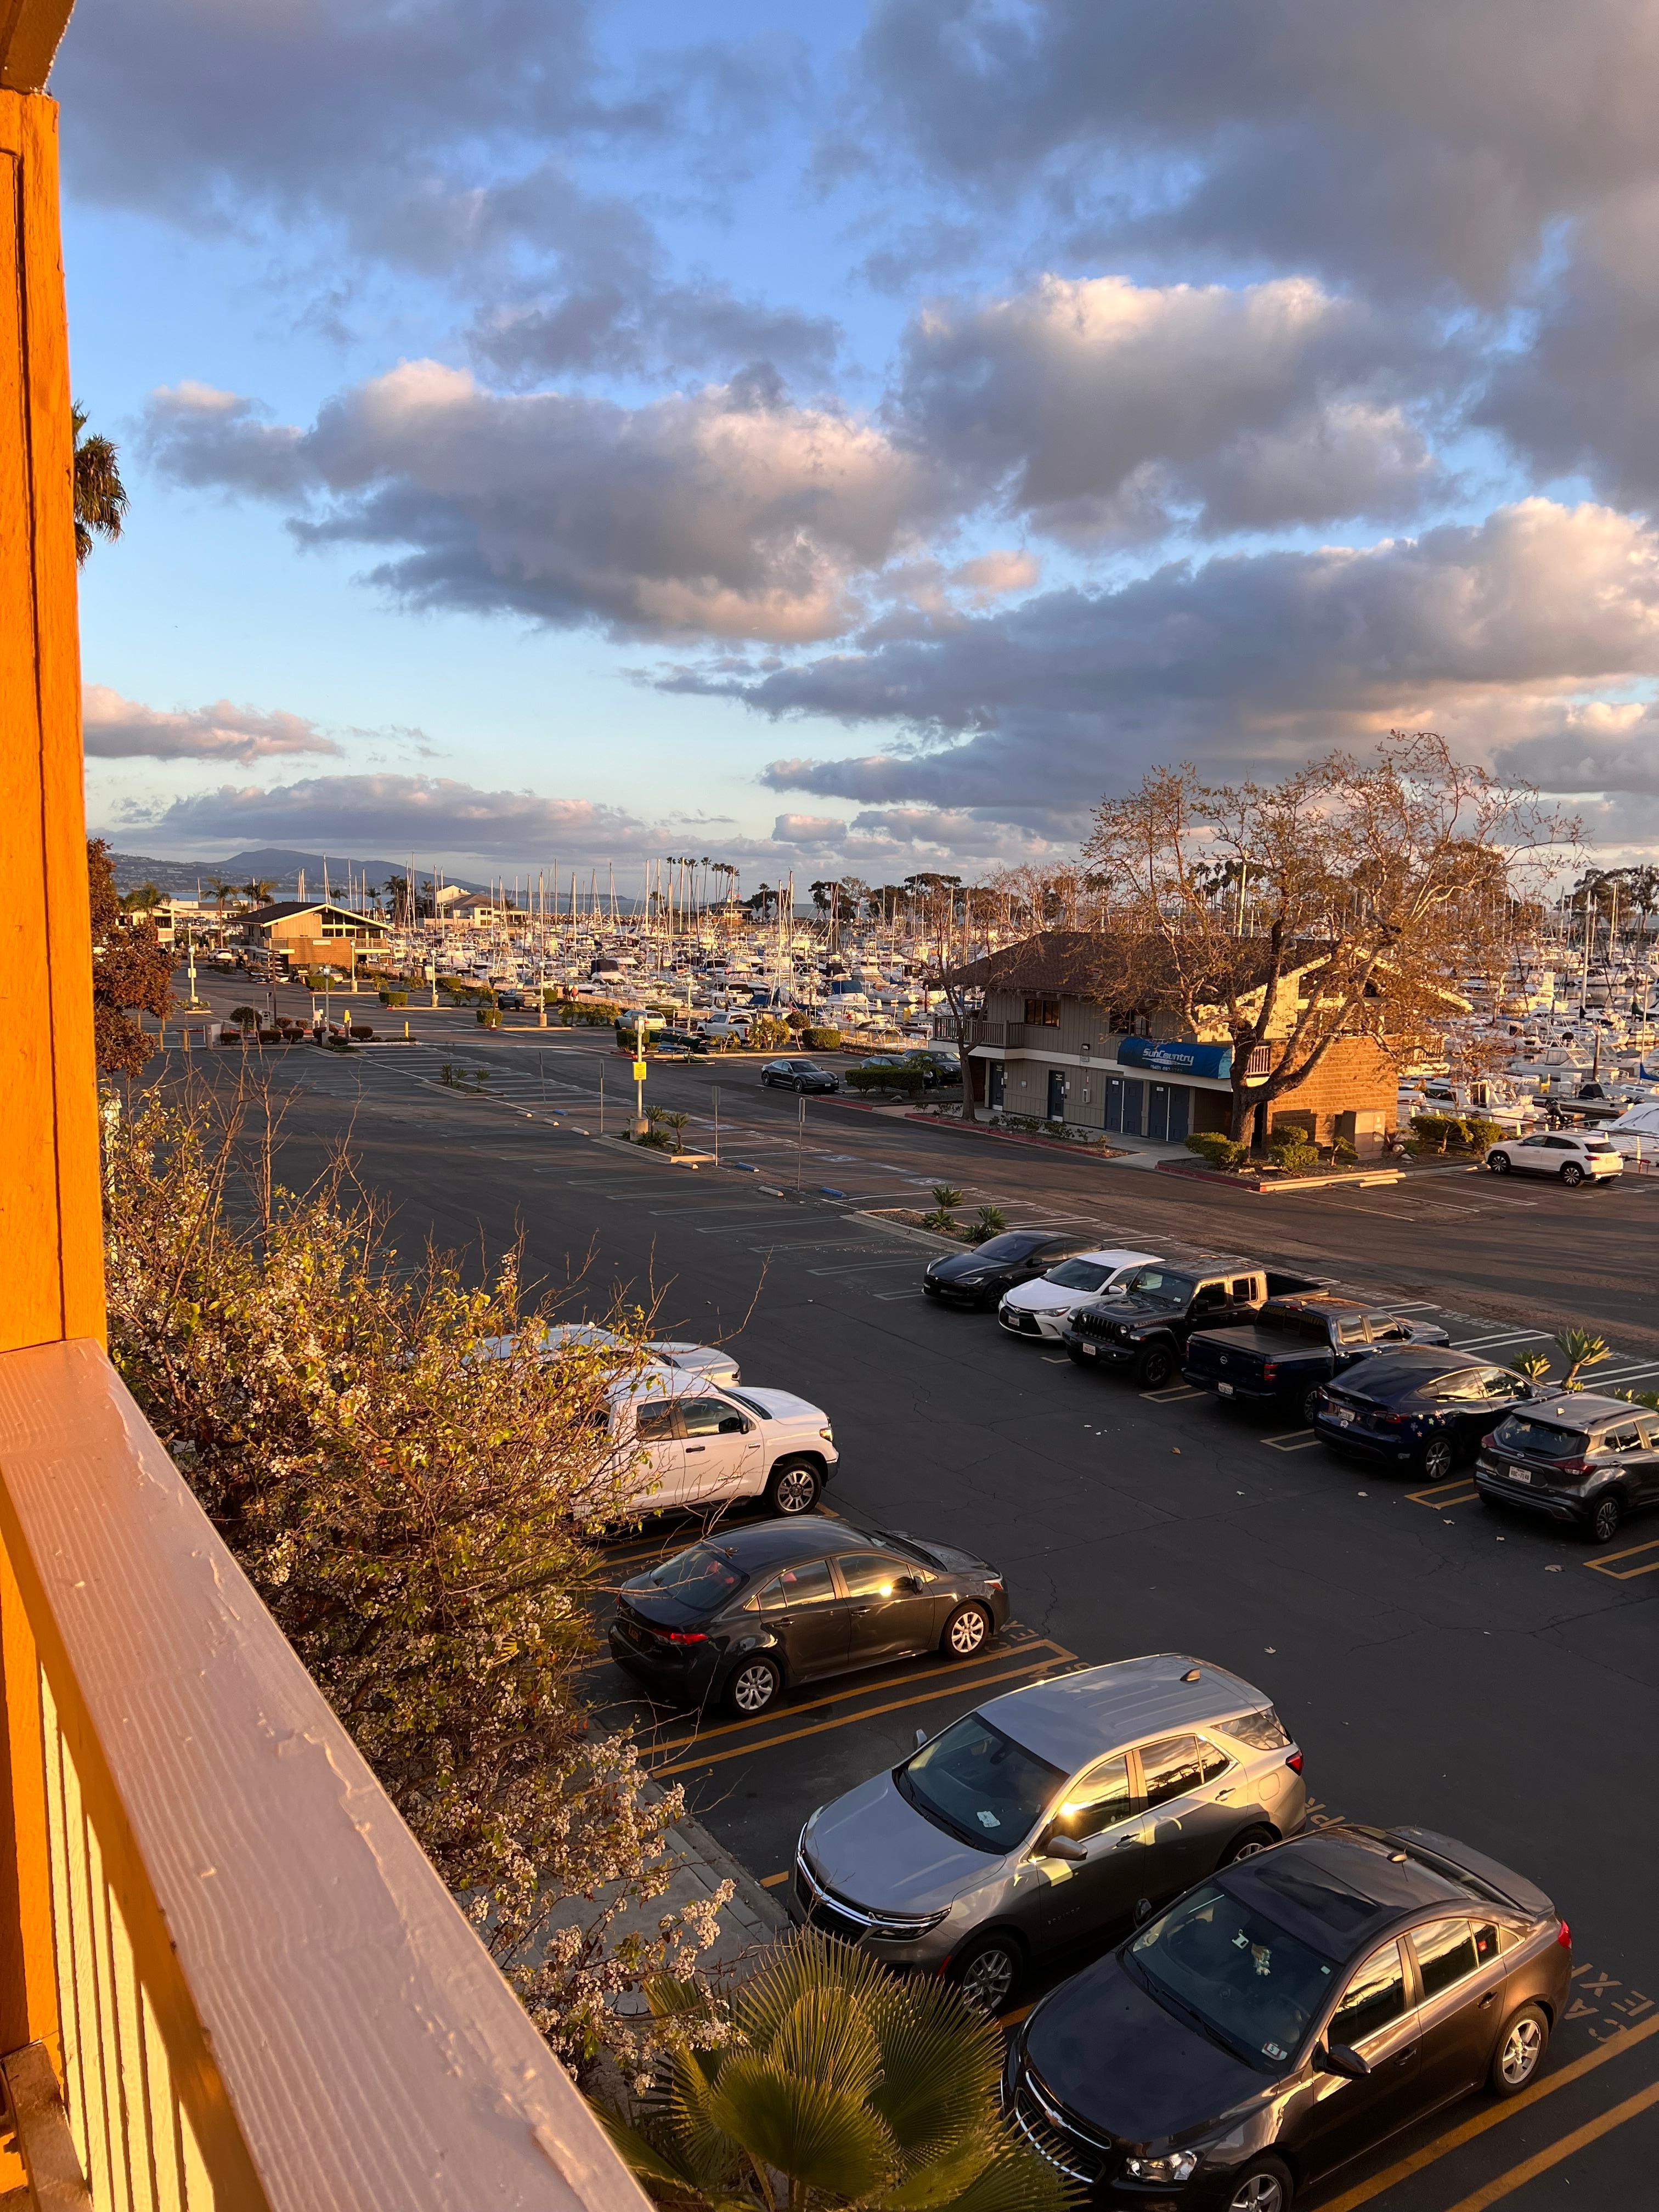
top-left (1084, 733), bottom-right (1574, 1144)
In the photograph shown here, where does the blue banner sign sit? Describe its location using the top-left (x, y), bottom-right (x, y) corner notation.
top-left (1116, 1036), bottom-right (1234, 1079)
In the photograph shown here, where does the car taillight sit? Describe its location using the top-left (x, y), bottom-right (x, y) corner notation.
top-left (1286, 1752), bottom-right (1304, 1774)
top-left (1555, 1458), bottom-right (1595, 1478)
top-left (1262, 1362), bottom-right (1278, 1381)
top-left (662, 1629), bottom-right (707, 1645)
top-left (1557, 1920), bottom-right (1572, 1949)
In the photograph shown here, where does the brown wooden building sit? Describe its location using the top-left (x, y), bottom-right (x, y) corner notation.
top-left (960, 932), bottom-right (1401, 1151)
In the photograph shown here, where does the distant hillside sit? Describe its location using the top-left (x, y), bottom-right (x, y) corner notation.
top-left (107, 848), bottom-right (490, 899)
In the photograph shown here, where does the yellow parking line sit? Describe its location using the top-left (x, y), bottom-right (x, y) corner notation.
top-left (1438, 2075), bottom-right (1659, 2211)
top-left (1408, 1477), bottom-right (1479, 1504)
top-left (760, 1870), bottom-right (791, 1888)
top-left (1586, 1538), bottom-right (1659, 1581)
top-left (651, 1652), bottom-right (1078, 1778)
top-left (1409, 1485), bottom-right (1478, 1509)
top-left (644, 1639), bottom-right (1073, 1758)
top-left (1318, 2013), bottom-right (1659, 2212)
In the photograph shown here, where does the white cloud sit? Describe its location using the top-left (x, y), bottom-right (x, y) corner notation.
top-left (899, 274), bottom-right (1440, 540)
top-left (82, 685), bottom-right (342, 762)
top-left (143, 365), bottom-right (952, 643)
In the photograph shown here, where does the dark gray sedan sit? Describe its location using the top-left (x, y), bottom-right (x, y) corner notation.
top-left (609, 1517), bottom-right (1008, 1717)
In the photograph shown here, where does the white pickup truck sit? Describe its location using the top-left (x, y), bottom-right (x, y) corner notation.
top-left (611, 1374), bottom-right (838, 1517)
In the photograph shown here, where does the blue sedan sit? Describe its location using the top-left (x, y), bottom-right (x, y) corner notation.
top-left (1313, 1349), bottom-right (1536, 1482)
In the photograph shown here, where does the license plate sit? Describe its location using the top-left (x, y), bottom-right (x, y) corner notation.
top-left (1330, 1407), bottom-right (1354, 1426)
top-left (1078, 1342), bottom-right (1097, 1357)
top-left (1217, 1381), bottom-right (1234, 1397)
top-left (1510, 1468), bottom-right (1532, 1485)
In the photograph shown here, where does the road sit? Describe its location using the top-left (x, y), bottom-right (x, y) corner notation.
top-left (160, 991), bottom-right (1659, 2209)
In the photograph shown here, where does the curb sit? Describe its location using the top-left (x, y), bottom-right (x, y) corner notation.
top-left (850, 1210), bottom-right (961, 1252)
top-left (898, 1112), bottom-right (1132, 1163)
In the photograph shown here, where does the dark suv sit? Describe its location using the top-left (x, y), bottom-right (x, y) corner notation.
top-left (1476, 1391), bottom-right (1659, 1544)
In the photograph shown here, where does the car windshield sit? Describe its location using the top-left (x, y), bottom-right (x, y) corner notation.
top-left (637, 1545), bottom-right (745, 1611)
top-left (971, 1234), bottom-right (1046, 1262)
top-left (1045, 1260), bottom-right (1115, 1291)
top-left (1121, 1268), bottom-right (1198, 1307)
top-left (1491, 1415), bottom-right (1591, 1460)
top-left (896, 1714), bottom-right (1064, 1854)
top-left (1128, 1883), bottom-right (1340, 2070)
top-left (725, 1390), bottom-right (774, 1420)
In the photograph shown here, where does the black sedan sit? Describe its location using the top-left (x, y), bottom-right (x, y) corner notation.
top-left (1004, 1824), bottom-right (1570, 2211)
top-left (608, 1518), bottom-right (1008, 1717)
top-left (1312, 1350), bottom-right (1534, 1481)
top-left (760, 1057), bottom-right (840, 1093)
top-left (924, 1230), bottom-right (1102, 1310)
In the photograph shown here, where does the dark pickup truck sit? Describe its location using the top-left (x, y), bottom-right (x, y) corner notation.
top-left (1183, 1294), bottom-right (1451, 1421)
top-left (1062, 1258), bottom-right (1325, 1388)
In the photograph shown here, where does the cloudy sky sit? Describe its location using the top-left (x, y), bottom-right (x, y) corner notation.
top-left (61, 0), bottom-right (1659, 880)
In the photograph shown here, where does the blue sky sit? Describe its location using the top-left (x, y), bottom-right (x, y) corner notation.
top-left (61, 0), bottom-right (1659, 881)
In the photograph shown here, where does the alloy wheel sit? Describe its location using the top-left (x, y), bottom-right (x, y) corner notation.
top-left (1501, 2015), bottom-right (1544, 2086)
top-left (772, 1463), bottom-right (819, 1514)
top-left (1228, 2173), bottom-right (1286, 2212)
top-left (1421, 1437), bottom-right (1454, 1482)
top-left (947, 1605), bottom-right (989, 1657)
top-left (731, 1662), bottom-right (778, 1716)
top-left (1591, 1494), bottom-right (1622, 1544)
top-left (957, 1943), bottom-right (1017, 2012)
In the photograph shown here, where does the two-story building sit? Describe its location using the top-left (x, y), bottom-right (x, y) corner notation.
top-left (958, 931), bottom-right (1402, 1152)
top-left (240, 899), bottom-right (393, 974)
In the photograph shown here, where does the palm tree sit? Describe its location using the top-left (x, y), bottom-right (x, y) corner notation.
top-left (599, 1931), bottom-right (1075, 2212)
top-left (72, 403), bottom-right (129, 566)
top-left (241, 877), bottom-right (276, 908)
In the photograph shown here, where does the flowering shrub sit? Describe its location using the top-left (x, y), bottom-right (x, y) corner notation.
top-left (102, 1082), bottom-right (727, 2083)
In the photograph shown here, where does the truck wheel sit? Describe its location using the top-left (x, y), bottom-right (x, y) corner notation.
top-left (1137, 1345), bottom-right (1175, 1389)
top-left (1300, 1385), bottom-right (1323, 1425)
top-left (765, 1458), bottom-right (822, 1516)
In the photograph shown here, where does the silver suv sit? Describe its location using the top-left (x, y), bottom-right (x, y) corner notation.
top-left (791, 1654), bottom-right (1306, 2009)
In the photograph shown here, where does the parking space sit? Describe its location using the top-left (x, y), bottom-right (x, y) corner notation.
top-left (224, 1041), bottom-right (1659, 2210)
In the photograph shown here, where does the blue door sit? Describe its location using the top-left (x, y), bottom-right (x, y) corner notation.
top-left (1167, 1085), bottom-right (1191, 1142)
top-left (1047, 1069), bottom-right (1067, 1121)
top-left (989, 1060), bottom-right (1006, 1110)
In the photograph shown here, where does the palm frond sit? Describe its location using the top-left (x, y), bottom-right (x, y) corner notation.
top-left (769, 1985), bottom-right (884, 2102)
top-left (867, 1969), bottom-right (1003, 2158)
top-left (923, 2138), bottom-right (1082, 2212)
top-left (706, 2055), bottom-right (898, 2199)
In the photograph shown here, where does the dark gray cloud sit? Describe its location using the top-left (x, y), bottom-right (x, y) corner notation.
top-left (143, 368), bottom-right (953, 642)
top-left (897, 273), bottom-right (1441, 540)
top-left (82, 685), bottom-right (341, 763)
top-left (662, 499), bottom-right (1659, 811)
top-left (1493, 707), bottom-right (1659, 797)
top-left (855, 0), bottom-right (1659, 304)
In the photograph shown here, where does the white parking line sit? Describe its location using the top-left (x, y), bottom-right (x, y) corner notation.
top-left (808, 1257), bottom-right (922, 1276)
top-left (1446, 1328), bottom-right (1551, 1350)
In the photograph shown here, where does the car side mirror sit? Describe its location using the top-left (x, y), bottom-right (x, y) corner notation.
top-left (1043, 1833), bottom-right (1088, 1864)
top-left (1317, 2044), bottom-right (1371, 2081)
top-left (895, 1573), bottom-right (922, 1594)
top-left (718, 1415), bottom-right (749, 1433)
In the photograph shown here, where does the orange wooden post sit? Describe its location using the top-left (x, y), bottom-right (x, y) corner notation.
top-left (1, 40), bottom-right (105, 1362)
top-left (1, 4), bottom-right (96, 2157)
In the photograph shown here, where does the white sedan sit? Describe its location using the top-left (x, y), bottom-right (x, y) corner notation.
top-left (997, 1248), bottom-right (1163, 1339)
top-left (1486, 1131), bottom-right (1623, 1186)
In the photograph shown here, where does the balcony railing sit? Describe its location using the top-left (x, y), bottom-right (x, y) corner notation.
top-left (0, 1338), bottom-right (650, 2212)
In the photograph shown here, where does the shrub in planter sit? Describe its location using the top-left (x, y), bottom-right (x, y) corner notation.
top-left (1463, 1116), bottom-right (1503, 1152)
top-left (1185, 1132), bottom-right (1246, 1172)
top-left (747, 1014), bottom-right (794, 1052)
top-left (477, 1007), bottom-right (503, 1027)
top-left (378, 988), bottom-right (408, 1007)
top-left (803, 1026), bottom-right (842, 1051)
top-left (1269, 1139), bottom-right (1319, 1173)
top-left (1410, 1113), bottom-right (1462, 1155)
top-left (229, 1005), bottom-right (259, 1030)
top-left (349, 1025), bottom-right (375, 1041)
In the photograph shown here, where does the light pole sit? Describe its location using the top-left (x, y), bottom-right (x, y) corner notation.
top-left (712, 1084), bottom-right (720, 1167)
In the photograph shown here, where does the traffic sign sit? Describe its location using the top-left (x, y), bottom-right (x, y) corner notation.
top-left (632, 1059), bottom-right (648, 1081)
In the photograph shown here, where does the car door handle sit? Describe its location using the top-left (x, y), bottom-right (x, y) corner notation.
top-left (1480, 1990), bottom-right (1498, 2008)
top-left (686, 1444), bottom-right (706, 1453)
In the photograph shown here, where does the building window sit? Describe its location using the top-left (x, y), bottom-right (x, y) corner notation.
top-left (1024, 997), bottom-right (1060, 1028)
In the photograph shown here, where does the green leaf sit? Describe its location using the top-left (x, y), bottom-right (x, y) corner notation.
top-left (926, 2138), bottom-right (1083, 2212)
top-left (768, 1986), bottom-right (884, 2102)
top-left (867, 1972), bottom-right (1002, 2158)
top-left (705, 2056), bottom-right (897, 2198)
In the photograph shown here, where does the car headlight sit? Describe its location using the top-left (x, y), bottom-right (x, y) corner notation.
top-left (866, 1906), bottom-right (950, 1936)
top-left (1124, 2152), bottom-right (1199, 2183)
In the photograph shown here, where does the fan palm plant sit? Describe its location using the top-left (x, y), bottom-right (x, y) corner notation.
top-left (1556, 1327), bottom-right (1610, 1390)
top-left (600, 1931), bottom-right (1076, 2212)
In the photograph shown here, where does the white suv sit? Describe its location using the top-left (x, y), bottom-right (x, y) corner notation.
top-left (998, 1247), bottom-right (1162, 1340)
top-left (1486, 1131), bottom-right (1623, 1186)
top-left (611, 1375), bottom-right (837, 1516)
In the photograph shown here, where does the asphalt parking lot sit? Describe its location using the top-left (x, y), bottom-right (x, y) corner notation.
top-left (170, 1014), bottom-right (1659, 2209)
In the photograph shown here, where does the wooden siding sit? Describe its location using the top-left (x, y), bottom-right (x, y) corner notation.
top-left (0, 88), bottom-right (104, 1356)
